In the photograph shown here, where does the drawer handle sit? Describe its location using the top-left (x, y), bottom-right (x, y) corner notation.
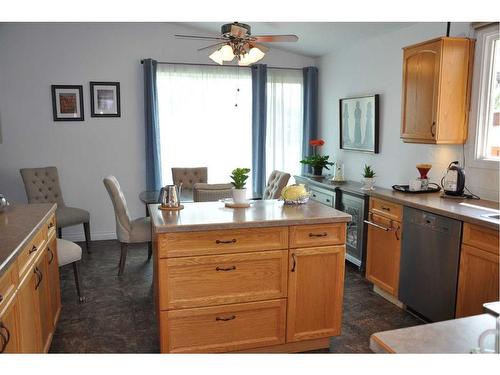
top-left (48, 222), bottom-right (54, 229)
top-left (364, 220), bottom-right (391, 231)
top-left (0, 294), bottom-right (3, 303)
top-left (381, 206), bottom-right (391, 211)
top-left (291, 253), bottom-right (296, 272)
top-left (0, 321), bottom-right (11, 353)
top-left (326, 199), bottom-right (331, 202)
top-left (215, 239), bottom-right (237, 244)
top-left (216, 315), bottom-right (236, 322)
top-left (309, 232), bottom-right (328, 237)
top-left (48, 247), bottom-right (55, 265)
top-left (216, 266), bottom-right (236, 272)
top-left (29, 245), bottom-right (38, 254)
top-left (34, 267), bottom-right (43, 290)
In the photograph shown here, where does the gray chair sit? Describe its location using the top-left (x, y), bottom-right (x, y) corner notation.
top-left (103, 175), bottom-right (152, 276)
top-left (20, 166), bottom-right (91, 251)
top-left (193, 183), bottom-right (233, 202)
top-left (263, 170), bottom-right (291, 199)
top-left (171, 167), bottom-right (208, 190)
top-left (57, 238), bottom-right (85, 303)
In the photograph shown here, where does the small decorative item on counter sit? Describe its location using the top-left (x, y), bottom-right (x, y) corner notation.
top-left (300, 139), bottom-right (334, 176)
top-left (281, 184), bottom-right (310, 205)
top-left (230, 167), bottom-right (251, 204)
top-left (361, 164), bottom-right (376, 190)
top-left (331, 161), bottom-right (346, 183)
top-left (416, 163), bottom-right (432, 190)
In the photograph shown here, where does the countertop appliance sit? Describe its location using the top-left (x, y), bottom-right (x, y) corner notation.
top-left (442, 161), bottom-right (465, 196)
top-left (399, 206), bottom-right (462, 322)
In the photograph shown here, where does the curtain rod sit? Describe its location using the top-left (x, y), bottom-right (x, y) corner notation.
top-left (140, 60), bottom-right (305, 71)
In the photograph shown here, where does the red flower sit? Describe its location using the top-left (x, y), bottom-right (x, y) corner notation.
top-left (309, 139), bottom-right (325, 147)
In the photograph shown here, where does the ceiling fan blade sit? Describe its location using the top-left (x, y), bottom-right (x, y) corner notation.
top-left (197, 42), bottom-right (227, 52)
top-left (230, 24), bottom-right (248, 37)
top-left (252, 35), bottom-right (299, 43)
top-left (174, 34), bottom-right (225, 41)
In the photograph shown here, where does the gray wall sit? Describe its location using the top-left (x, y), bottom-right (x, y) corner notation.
top-left (0, 23), bottom-right (315, 240)
top-left (317, 22), bottom-right (499, 201)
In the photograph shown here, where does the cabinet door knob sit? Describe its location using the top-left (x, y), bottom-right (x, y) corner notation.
top-left (215, 239), bottom-right (237, 244)
top-left (215, 315), bottom-right (236, 322)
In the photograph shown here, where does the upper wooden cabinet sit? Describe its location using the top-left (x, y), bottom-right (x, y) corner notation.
top-left (401, 37), bottom-right (475, 144)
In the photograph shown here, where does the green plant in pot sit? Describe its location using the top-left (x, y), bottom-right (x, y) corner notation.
top-left (300, 139), bottom-right (334, 176)
top-left (230, 167), bottom-right (251, 203)
top-left (361, 164), bottom-right (376, 190)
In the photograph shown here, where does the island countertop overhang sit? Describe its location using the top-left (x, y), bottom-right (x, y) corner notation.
top-left (149, 199), bottom-right (351, 233)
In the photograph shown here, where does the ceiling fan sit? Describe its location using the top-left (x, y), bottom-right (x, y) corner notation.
top-left (175, 22), bottom-right (299, 66)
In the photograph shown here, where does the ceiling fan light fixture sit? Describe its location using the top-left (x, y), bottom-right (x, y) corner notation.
top-left (248, 46), bottom-right (265, 63)
top-left (219, 44), bottom-right (235, 61)
top-left (209, 49), bottom-right (224, 65)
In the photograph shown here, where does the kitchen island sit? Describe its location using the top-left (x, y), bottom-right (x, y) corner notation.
top-left (149, 199), bottom-right (351, 353)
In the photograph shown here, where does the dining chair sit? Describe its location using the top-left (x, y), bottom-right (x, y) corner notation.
top-left (193, 183), bottom-right (233, 202)
top-left (56, 238), bottom-right (85, 303)
top-left (171, 168), bottom-right (208, 200)
top-left (20, 166), bottom-right (91, 252)
top-left (262, 170), bottom-right (291, 199)
top-left (103, 175), bottom-right (152, 276)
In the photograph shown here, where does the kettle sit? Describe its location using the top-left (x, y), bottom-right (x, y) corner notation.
top-left (442, 161), bottom-right (465, 196)
top-left (0, 194), bottom-right (9, 213)
top-left (158, 183), bottom-right (182, 208)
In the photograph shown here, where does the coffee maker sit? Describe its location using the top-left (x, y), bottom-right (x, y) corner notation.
top-left (442, 161), bottom-right (466, 196)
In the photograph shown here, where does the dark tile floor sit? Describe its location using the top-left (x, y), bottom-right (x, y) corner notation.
top-left (49, 240), bottom-right (422, 353)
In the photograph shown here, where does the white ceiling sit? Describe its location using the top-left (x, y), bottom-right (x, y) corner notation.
top-left (180, 22), bottom-right (417, 57)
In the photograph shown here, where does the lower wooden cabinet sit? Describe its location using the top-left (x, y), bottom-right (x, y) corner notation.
top-left (37, 251), bottom-right (53, 352)
top-left (17, 265), bottom-right (42, 353)
top-left (47, 237), bottom-right (61, 330)
top-left (456, 244), bottom-right (499, 318)
top-left (286, 245), bottom-right (345, 342)
top-left (0, 295), bottom-right (21, 353)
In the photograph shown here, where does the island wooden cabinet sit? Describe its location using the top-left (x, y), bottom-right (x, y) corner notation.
top-left (401, 37), bottom-right (474, 144)
top-left (0, 294), bottom-right (20, 353)
top-left (455, 223), bottom-right (499, 318)
top-left (155, 221), bottom-right (347, 353)
top-left (365, 198), bottom-right (403, 297)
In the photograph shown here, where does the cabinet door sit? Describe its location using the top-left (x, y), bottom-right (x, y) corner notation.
top-left (47, 237), bottom-right (61, 329)
top-left (340, 194), bottom-right (365, 267)
top-left (0, 296), bottom-right (20, 353)
top-left (287, 246), bottom-right (345, 342)
top-left (401, 41), bottom-right (441, 141)
top-left (455, 244), bottom-right (499, 318)
top-left (365, 213), bottom-right (401, 296)
top-left (37, 252), bottom-right (53, 352)
top-left (18, 266), bottom-right (42, 353)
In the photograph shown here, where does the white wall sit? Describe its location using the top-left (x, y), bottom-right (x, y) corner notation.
top-left (0, 23), bottom-right (315, 241)
top-left (317, 22), bottom-right (499, 202)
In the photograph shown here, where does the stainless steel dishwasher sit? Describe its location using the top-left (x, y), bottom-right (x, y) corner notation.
top-left (399, 206), bottom-right (462, 322)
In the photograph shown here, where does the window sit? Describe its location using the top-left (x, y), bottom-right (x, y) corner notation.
top-left (156, 64), bottom-right (252, 186)
top-left (265, 68), bottom-right (304, 178)
top-left (471, 25), bottom-right (500, 166)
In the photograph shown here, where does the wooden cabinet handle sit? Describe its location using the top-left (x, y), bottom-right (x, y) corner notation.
top-left (34, 267), bottom-right (43, 290)
top-left (48, 222), bottom-right (54, 229)
top-left (48, 248), bottom-right (55, 265)
top-left (291, 253), bottom-right (297, 272)
top-left (216, 315), bottom-right (236, 321)
top-left (430, 121), bottom-right (436, 137)
top-left (309, 232), bottom-right (328, 237)
top-left (381, 206), bottom-right (391, 211)
top-left (29, 245), bottom-right (38, 254)
top-left (216, 266), bottom-right (236, 272)
top-left (395, 225), bottom-right (401, 241)
top-left (215, 239), bottom-right (237, 244)
top-left (0, 321), bottom-right (11, 353)
top-left (0, 294), bottom-right (3, 303)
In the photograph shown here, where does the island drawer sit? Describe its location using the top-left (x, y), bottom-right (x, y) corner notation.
top-left (463, 223), bottom-right (499, 255)
top-left (157, 227), bottom-right (289, 258)
top-left (158, 250), bottom-right (288, 310)
top-left (160, 299), bottom-right (286, 353)
top-left (369, 198), bottom-right (403, 221)
top-left (289, 223), bottom-right (346, 248)
top-left (0, 262), bottom-right (18, 312)
top-left (17, 224), bottom-right (47, 278)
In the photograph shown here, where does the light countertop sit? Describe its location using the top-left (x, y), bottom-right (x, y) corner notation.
top-left (149, 199), bottom-right (351, 233)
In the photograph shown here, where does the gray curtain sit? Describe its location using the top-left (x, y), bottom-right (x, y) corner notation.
top-left (251, 64), bottom-right (267, 196)
top-left (143, 58), bottom-right (162, 191)
top-left (302, 67), bottom-right (319, 174)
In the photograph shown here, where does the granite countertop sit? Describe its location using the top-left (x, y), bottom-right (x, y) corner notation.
top-left (0, 203), bottom-right (56, 276)
top-left (149, 199), bottom-right (351, 233)
top-left (294, 175), bottom-right (500, 230)
top-left (370, 314), bottom-right (497, 353)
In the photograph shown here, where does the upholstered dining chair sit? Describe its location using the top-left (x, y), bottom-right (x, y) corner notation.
top-left (20, 166), bottom-right (91, 252)
top-left (57, 238), bottom-right (85, 303)
top-left (193, 183), bottom-right (233, 202)
top-left (103, 175), bottom-right (152, 276)
top-left (171, 167), bottom-right (208, 200)
top-left (262, 170), bottom-right (291, 199)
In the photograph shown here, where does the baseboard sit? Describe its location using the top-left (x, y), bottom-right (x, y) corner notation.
top-left (373, 285), bottom-right (405, 309)
top-left (61, 229), bottom-right (116, 242)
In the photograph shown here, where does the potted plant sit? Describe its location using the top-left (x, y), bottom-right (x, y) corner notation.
top-left (230, 167), bottom-right (251, 203)
top-left (300, 139), bottom-right (334, 176)
top-left (361, 164), bottom-right (376, 190)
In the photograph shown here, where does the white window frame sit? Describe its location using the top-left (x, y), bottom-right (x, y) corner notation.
top-left (467, 24), bottom-right (500, 169)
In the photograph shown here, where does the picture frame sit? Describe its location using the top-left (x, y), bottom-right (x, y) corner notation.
top-left (51, 85), bottom-right (84, 121)
top-left (339, 94), bottom-right (379, 153)
top-left (90, 81), bottom-right (121, 117)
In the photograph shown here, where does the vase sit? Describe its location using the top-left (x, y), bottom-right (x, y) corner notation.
top-left (312, 166), bottom-right (323, 176)
top-left (361, 177), bottom-right (375, 190)
top-left (232, 188), bottom-right (247, 204)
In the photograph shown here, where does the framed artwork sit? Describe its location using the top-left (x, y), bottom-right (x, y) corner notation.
top-left (51, 85), bottom-right (84, 121)
top-left (90, 82), bottom-right (121, 117)
top-left (339, 94), bottom-right (379, 153)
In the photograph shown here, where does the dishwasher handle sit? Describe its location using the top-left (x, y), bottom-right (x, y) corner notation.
top-left (364, 219), bottom-right (391, 231)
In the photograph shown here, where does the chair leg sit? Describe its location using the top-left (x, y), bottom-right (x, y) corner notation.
top-left (83, 222), bottom-right (91, 253)
top-left (72, 262), bottom-right (85, 303)
top-left (57, 227), bottom-right (62, 238)
top-left (118, 243), bottom-right (128, 276)
top-left (148, 242), bottom-right (153, 261)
